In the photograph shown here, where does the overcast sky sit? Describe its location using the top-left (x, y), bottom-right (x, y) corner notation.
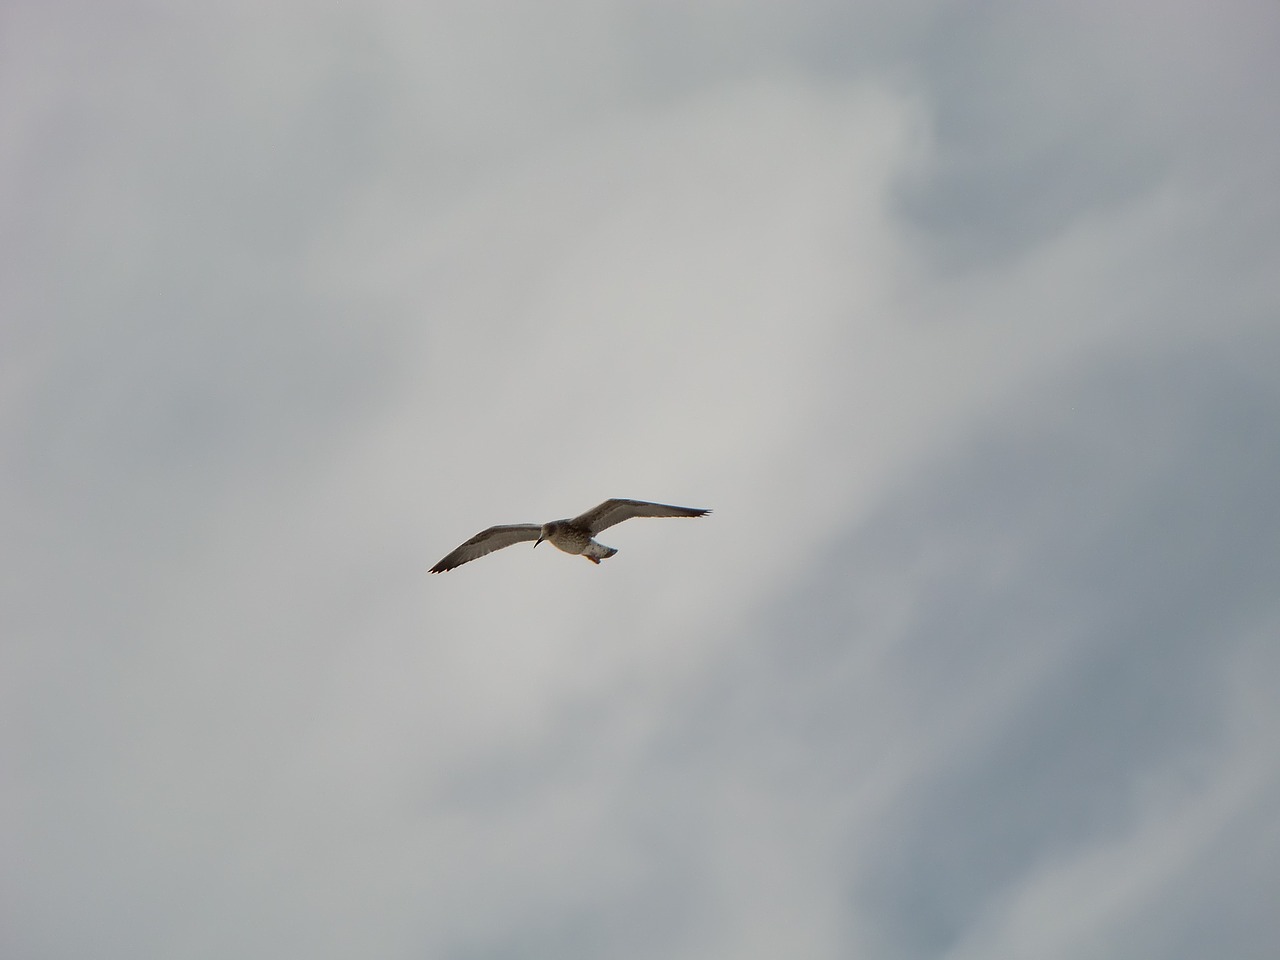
top-left (4, 2), bottom-right (1279, 958)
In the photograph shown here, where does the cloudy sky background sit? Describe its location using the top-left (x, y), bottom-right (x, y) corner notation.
top-left (4, 1), bottom-right (1279, 957)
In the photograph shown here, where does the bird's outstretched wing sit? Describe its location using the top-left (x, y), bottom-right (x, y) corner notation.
top-left (430, 524), bottom-right (541, 573)
top-left (572, 499), bottom-right (710, 535)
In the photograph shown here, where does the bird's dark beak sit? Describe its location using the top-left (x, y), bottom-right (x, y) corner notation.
top-left (534, 536), bottom-right (543, 548)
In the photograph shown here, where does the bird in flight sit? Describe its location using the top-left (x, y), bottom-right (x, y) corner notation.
top-left (430, 498), bottom-right (711, 573)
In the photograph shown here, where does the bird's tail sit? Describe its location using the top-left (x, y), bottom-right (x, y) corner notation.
top-left (583, 542), bottom-right (618, 564)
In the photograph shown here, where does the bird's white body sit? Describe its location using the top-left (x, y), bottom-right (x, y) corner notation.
top-left (537, 520), bottom-right (618, 563)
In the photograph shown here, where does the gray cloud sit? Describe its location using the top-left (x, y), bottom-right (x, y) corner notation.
top-left (4, 2), bottom-right (1278, 959)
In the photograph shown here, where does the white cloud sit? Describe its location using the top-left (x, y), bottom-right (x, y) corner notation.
top-left (4, 2), bottom-right (1279, 959)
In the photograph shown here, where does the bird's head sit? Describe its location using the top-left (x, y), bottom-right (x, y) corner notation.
top-left (535, 520), bottom-right (559, 548)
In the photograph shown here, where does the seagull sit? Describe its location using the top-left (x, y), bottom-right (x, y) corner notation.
top-left (430, 498), bottom-right (711, 573)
